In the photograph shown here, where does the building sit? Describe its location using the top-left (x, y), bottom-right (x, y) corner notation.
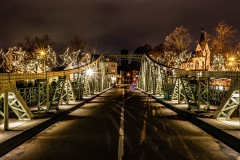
top-left (181, 30), bottom-right (211, 70)
top-left (105, 61), bottom-right (118, 85)
top-left (106, 61), bottom-right (117, 76)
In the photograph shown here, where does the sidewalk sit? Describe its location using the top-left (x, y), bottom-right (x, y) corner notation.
top-left (142, 91), bottom-right (240, 153)
top-left (0, 89), bottom-right (109, 157)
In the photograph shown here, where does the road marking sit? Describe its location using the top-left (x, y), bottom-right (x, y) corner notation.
top-left (118, 90), bottom-right (125, 160)
top-left (118, 100), bottom-right (124, 160)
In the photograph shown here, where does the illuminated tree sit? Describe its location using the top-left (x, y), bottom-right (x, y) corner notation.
top-left (211, 21), bottom-right (237, 57)
top-left (163, 26), bottom-right (192, 66)
top-left (164, 26), bottom-right (192, 56)
top-left (210, 53), bottom-right (226, 71)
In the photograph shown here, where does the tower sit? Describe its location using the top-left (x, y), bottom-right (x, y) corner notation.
top-left (195, 29), bottom-right (211, 70)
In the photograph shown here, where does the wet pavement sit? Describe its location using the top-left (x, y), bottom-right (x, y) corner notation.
top-left (0, 87), bottom-right (239, 158)
top-left (142, 90), bottom-right (240, 153)
top-left (0, 89), bottom-right (110, 157)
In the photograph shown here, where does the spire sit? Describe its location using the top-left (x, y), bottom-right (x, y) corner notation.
top-left (200, 28), bottom-right (205, 43)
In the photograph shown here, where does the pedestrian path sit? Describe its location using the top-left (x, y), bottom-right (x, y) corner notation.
top-left (140, 90), bottom-right (240, 153)
top-left (0, 89), bottom-right (109, 157)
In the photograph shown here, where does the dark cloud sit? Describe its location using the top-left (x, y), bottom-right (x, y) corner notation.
top-left (1, 0), bottom-right (240, 54)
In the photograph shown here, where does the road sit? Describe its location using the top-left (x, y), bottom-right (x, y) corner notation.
top-left (1, 88), bottom-right (240, 160)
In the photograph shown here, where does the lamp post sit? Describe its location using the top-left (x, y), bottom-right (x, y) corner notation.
top-left (127, 73), bottom-right (130, 84)
top-left (41, 51), bottom-right (46, 73)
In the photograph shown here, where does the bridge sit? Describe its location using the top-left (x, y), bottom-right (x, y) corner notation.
top-left (0, 51), bottom-right (239, 127)
top-left (0, 50), bottom-right (239, 157)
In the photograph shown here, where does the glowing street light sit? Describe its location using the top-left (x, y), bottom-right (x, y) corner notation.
top-left (86, 68), bottom-right (93, 76)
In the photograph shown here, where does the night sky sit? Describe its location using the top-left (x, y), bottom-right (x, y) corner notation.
top-left (1, 0), bottom-right (240, 54)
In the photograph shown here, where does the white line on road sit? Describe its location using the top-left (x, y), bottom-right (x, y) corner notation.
top-left (118, 90), bottom-right (125, 160)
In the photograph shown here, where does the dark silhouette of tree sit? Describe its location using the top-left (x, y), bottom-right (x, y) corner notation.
top-left (134, 44), bottom-right (152, 54)
top-left (69, 36), bottom-right (92, 53)
top-left (19, 35), bottom-right (53, 54)
top-left (150, 44), bottom-right (165, 60)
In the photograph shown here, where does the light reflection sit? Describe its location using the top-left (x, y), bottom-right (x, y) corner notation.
top-left (221, 119), bottom-right (240, 127)
top-left (140, 112), bottom-right (147, 145)
top-left (152, 109), bottom-right (156, 116)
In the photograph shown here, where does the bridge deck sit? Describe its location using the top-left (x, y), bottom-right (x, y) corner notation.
top-left (0, 88), bottom-right (239, 156)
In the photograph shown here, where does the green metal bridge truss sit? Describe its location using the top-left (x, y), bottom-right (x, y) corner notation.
top-left (0, 53), bottom-right (239, 130)
top-left (138, 54), bottom-right (240, 120)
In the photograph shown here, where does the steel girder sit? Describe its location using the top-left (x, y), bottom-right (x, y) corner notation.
top-left (145, 61), bottom-right (150, 92)
top-left (155, 66), bottom-right (162, 95)
top-left (0, 95), bottom-right (4, 124)
top-left (147, 62), bottom-right (153, 92)
top-left (213, 79), bottom-right (240, 119)
top-left (79, 71), bottom-right (86, 100)
top-left (0, 81), bottom-right (34, 122)
top-left (139, 60), bottom-right (146, 90)
top-left (37, 79), bottom-right (47, 113)
top-left (140, 61), bottom-right (144, 90)
top-left (197, 77), bottom-right (210, 111)
top-left (73, 73), bottom-right (81, 100)
top-left (171, 78), bottom-right (186, 103)
top-left (209, 86), bottom-right (228, 104)
top-left (19, 87), bottom-right (38, 106)
top-left (8, 91), bottom-right (34, 120)
top-left (84, 80), bottom-right (91, 95)
top-left (49, 76), bottom-right (66, 110)
top-left (61, 76), bottom-right (75, 104)
top-left (101, 61), bottom-right (108, 90)
top-left (151, 64), bottom-right (156, 94)
top-left (103, 54), bottom-right (143, 62)
top-left (98, 61), bottom-right (104, 91)
top-left (180, 75), bottom-right (198, 110)
top-left (160, 69), bottom-right (173, 99)
top-left (94, 62), bottom-right (100, 93)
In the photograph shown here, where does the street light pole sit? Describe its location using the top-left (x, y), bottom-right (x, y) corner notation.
top-left (41, 51), bottom-right (46, 73)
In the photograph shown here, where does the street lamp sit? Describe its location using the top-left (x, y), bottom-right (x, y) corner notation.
top-left (86, 68), bottom-right (93, 77)
top-left (111, 76), bottom-right (116, 86)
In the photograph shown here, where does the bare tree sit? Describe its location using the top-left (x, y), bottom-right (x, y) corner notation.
top-left (211, 21), bottom-right (237, 57)
top-left (70, 36), bottom-right (92, 53)
top-left (18, 34), bottom-right (53, 58)
top-left (163, 26), bottom-right (192, 66)
top-left (164, 26), bottom-right (192, 56)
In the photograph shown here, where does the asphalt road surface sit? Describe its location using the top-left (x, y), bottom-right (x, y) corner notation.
top-left (1, 88), bottom-right (240, 160)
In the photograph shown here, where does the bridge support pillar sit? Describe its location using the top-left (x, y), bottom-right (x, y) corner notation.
top-left (197, 77), bottom-right (210, 111)
top-left (152, 65), bottom-right (156, 95)
top-left (79, 71), bottom-right (86, 100)
top-left (171, 77), bottom-right (185, 104)
top-left (4, 91), bottom-right (9, 131)
top-left (180, 75), bottom-right (198, 110)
